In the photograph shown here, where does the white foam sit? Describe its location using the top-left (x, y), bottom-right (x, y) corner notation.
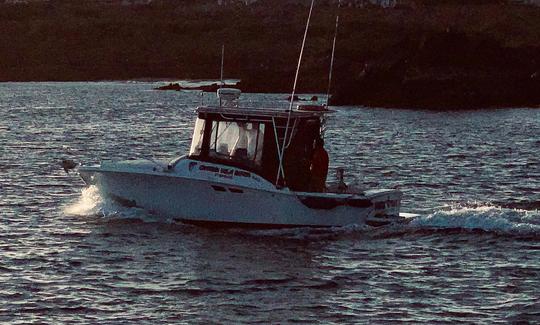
top-left (409, 204), bottom-right (540, 236)
top-left (64, 185), bottom-right (103, 216)
top-left (64, 186), bottom-right (168, 223)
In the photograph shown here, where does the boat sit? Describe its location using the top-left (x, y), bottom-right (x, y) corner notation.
top-left (79, 88), bottom-right (403, 227)
top-left (78, 0), bottom-right (403, 228)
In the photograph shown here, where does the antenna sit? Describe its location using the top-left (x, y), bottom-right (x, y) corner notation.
top-left (219, 44), bottom-right (224, 107)
top-left (220, 44), bottom-right (225, 89)
top-left (276, 0), bottom-right (316, 186)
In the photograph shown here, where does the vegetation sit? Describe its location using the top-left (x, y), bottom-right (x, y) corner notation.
top-left (0, 0), bottom-right (539, 108)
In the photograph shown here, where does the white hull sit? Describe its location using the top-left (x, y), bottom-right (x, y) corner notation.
top-left (79, 158), bottom-right (402, 227)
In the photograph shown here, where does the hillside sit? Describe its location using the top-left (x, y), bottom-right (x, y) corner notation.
top-left (0, 0), bottom-right (539, 108)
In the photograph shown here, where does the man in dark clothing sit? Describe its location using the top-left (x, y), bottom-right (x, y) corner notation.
top-left (310, 137), bottom-right (329, 192)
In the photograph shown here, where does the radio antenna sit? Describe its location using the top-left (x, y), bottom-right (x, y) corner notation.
top-left (220, 44), bottom-right (225, 88)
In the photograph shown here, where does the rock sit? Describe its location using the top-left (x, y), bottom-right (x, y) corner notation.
top-left (154, 83), bottom-right (182, 91)
top-left (61, 159), bottom-right (78, 173)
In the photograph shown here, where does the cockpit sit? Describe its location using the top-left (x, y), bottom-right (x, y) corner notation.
top-left (188, 106), bottom-right (326, 191)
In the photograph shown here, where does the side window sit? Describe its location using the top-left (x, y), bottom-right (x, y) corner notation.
top-left (189, 118), bottom-right (205, 156)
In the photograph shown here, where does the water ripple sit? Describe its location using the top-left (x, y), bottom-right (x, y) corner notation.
top-left (1, 82), bottom-right (539, 323)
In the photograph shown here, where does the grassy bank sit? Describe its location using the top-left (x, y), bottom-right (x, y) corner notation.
top-left (1, 0), bottom-right (539, 108)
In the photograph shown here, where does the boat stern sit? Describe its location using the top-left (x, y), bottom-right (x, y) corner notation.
top-left (364, 189), bottom-right (402, 217)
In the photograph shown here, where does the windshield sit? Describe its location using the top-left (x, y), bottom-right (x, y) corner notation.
top-left (209, 120), bottom-right (265, 168)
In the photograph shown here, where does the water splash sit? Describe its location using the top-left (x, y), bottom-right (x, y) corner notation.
top-left (409, 204), bottom-right (540, 237)
top-left (64, 185), bottom-right (103, 216)
top-left (64, 186), bottom-right (164, 223)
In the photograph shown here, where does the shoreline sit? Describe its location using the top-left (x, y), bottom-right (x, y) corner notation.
top-left (1, 1), bottom-right (538, 110)
top-left (2, 79), bottom-right (538, 110)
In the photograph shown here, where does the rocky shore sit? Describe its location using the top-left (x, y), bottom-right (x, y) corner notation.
top-left (0, 0), bottom-right (538, 108)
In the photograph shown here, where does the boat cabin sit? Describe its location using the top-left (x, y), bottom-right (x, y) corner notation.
top-left (188, 104), bottom-right (330, 191)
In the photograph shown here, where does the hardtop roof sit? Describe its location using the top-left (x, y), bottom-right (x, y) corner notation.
top-left (196, 105), bottom-right (333, 119)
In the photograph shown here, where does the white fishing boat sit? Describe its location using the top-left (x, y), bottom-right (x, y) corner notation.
top-left (78, 0), bottom-right (403, 228)
top-left (79, 89), bottom-right (402, 227)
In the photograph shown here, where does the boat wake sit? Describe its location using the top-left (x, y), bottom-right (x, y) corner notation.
top-left (407, 204), bottom-right (540, 237)
top-left (66, 187), bottom-right (540, 239)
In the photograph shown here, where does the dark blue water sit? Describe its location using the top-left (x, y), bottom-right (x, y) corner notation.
top-left (1, 82), bottom-right (539, 324)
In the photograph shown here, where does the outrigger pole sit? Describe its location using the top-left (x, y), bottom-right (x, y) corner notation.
top-left (276, 0), bottom-right (316, 187)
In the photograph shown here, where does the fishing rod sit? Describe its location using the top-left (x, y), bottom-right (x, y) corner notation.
top-left (276, 0), bottom-right (316, 186)
top-left (321, 0), bottom-right (341, 138)
top-left (325, 1), bottom-right (340, 107)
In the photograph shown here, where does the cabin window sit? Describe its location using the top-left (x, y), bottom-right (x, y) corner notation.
top-left (189, 118), bottom-right (206, 156)
top-left (208, 120), bottom-right (265, 168)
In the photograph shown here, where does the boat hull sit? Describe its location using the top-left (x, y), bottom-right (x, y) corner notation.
top-left (79, 159), bottom-right (402, 227)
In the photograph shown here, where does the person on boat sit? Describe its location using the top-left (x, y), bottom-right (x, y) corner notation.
top-left (310, 137), bottom-right (329, 192)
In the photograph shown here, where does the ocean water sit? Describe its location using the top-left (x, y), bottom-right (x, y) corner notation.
top-left (1, 82), bottom-right (539, 324)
